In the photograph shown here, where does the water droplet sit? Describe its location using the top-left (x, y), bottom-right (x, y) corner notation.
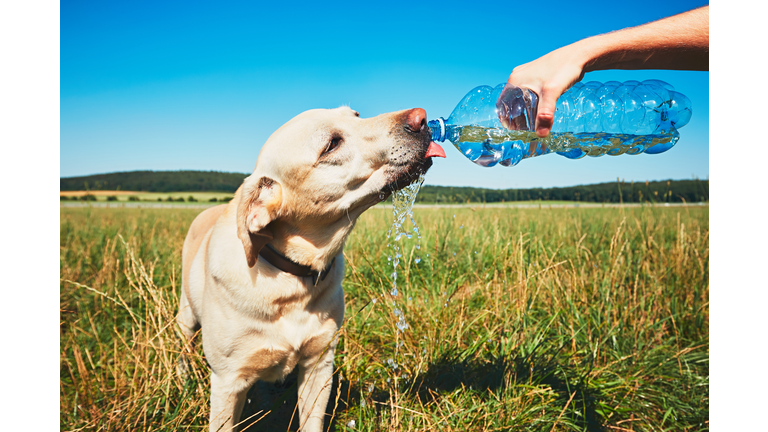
top-left (396, 320), bottom-right (409, 331)
top-left (372, 298), bottom-right (377, 304)
top-left (414, 257), bottom-right (421, 264)
top-left (416, 245), bottom-right (421, 250)
top-left (459, 225), bottom-right (463, 229)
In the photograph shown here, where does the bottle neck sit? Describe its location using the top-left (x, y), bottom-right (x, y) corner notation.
top-left (427, 118), bottom-right (446, 142)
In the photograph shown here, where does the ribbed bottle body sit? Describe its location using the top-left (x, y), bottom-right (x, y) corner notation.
top-left (428, 80), bottom-right (691, 167)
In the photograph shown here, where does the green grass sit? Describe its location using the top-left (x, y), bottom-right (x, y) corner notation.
top-left (60, 204), bottom-right (709, 431)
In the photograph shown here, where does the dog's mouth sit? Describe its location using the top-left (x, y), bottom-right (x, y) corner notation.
top-left (369, 108), bottom-right (447, 203)
top-left (380, 140), bottom-right (445, 199)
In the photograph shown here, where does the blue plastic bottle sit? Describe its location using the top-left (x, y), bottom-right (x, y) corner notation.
top-left (427, 80), bottom-right (692, 167)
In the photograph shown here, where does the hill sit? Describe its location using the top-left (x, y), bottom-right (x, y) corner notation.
top-left (414, 179), bottom-right (708, 204)
top-left (60, 170), bottom-right (248, 193)
top-left (60, 170), bottom-right (708, 204)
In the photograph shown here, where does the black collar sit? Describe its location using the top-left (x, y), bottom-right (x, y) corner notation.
top-left (258, 243), bottom-right (336, 286)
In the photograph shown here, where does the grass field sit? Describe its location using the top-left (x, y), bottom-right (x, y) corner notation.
top-left (60, 204), bottom-right (708, 431)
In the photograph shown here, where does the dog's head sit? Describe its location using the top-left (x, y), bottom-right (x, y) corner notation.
top-left (236, 106), bottom-right (445, 270)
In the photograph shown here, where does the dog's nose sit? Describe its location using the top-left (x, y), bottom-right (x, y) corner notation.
top-left (406, 108), bottom-right (427, 133)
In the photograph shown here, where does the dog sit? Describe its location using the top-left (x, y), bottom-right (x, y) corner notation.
top-left (177, 106), bottom-right (445, 431)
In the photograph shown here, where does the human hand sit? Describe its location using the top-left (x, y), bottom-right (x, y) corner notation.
top-left (497, 6), bottom-right (708, 138)
top-left (498, 44), bottom-right (587, 137)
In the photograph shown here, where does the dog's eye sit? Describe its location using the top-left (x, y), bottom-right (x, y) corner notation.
top-left (322, 136), bottom-right (343, 156)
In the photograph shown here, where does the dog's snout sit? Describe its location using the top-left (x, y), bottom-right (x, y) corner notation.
top-left (405, 108), bottom-right (427, 133)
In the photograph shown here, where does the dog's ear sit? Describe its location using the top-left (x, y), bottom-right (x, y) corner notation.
top-left (236, 176), bottom-right (283, 268)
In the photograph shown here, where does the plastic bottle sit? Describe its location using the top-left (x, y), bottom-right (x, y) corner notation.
top-left (427, 80), bottom-right (692, 167)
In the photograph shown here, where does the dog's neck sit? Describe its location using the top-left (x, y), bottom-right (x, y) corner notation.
top-left (258, 243), bottom-right (336, 286)
top-left (267, 218), bottom-right (357, 272)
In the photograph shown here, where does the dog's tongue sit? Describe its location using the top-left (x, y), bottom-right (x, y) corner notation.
top-left (425, 141), bottom-right (446, 158)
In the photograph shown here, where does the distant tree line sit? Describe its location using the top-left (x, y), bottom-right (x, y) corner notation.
top-left (60, 170), bottom-right (248, 192)
top-left (414, 179), bottom-right (708, 204)
top-left (60, 171), bottom-right (708, 204)
top-left (60, 194), bottom-right (234, 203)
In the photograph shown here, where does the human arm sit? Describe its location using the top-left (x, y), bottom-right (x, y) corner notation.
top-left (500, 5), bottom-right (709, 137)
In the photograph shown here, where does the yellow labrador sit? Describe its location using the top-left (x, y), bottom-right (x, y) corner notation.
top-left (177, 106), bottom-right (445, 431)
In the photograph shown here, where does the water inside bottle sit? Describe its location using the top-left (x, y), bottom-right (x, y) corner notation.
top-left (450, 125), bottom-right (680, 167)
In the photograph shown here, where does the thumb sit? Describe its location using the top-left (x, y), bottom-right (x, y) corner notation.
top-left (535, 88), bottom-right (558, 138)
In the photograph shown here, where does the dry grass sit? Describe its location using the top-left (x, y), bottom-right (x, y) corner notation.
top-left (60, 204), bottom-right (708, 431)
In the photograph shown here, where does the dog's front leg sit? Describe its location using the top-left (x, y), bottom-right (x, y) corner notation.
top-left (296, 345), bottom-right (336, 432)
top-left (209, 371), bottom-right (248, 432)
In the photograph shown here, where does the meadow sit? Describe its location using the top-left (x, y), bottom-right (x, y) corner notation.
top-left (60, 203), bottom-right (708, 431)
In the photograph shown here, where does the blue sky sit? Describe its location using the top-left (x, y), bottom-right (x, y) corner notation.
top-left (61, 0), bottom-right (709, 189)
top-left (9, 2), bottom-right (768, 427)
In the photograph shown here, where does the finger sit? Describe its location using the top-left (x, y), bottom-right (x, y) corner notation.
top-left (536, 81), bottom-right (571, 137)
top-left (535, 91), bottom-right (557, 138)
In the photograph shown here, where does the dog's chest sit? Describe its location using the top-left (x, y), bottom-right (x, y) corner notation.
top-left (237, 304), bottom-right (338, 383)
top-left (206, 254), bottom-right (344, 383)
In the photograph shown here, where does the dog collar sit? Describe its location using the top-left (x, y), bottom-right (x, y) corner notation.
top-left (258, 243), bottom-right (336, 286)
